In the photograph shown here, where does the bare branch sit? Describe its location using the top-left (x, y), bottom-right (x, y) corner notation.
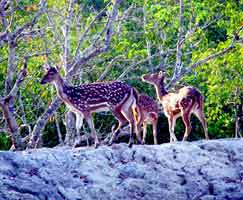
top-left (73, 2), bottom-right (111, 60)
top-left (17, 27), bottom-right (45, 39)
top-left (166, 39), bottom-right (237, 88)
top-left (0, 59), bottom-right (28, 150)
top-left (68, 0), bottom-right (122, 77)
top-left (171, 0), bottom-right (184, 86)
top-left (142, 2), bottom-right (152, 67)
top-left (24, 50), bottom-right (51, 59)
top-left (118, 49), bottom-right (176, 80)
top-left (98, 55), bottom-right (124, 81)
top-left (0, 128), bottom-right (9, 134)
top-left (27, 97), bottom-right (63, 149)
top-left (63, 0), bottom-right (75, 71)
top-left (2, 58), bottom-right (28, 102)
top-left (190, 46), bottom-right (235, 70)
top-left (0, 0), bottom-right (10, 31)
top-left (44, 9), bottom-right (64, 47)
top-left (14, 0), bottom-right (46, 39)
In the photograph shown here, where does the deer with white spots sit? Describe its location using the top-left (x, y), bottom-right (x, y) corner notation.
top-left (40, 65), bottom-right (138, 148)
top-left (142, 71), bottom-right (209, 142)
top-left (110, 93), bottom-right (159, 145)
top-left (135, 94), bottom-right (159, 144)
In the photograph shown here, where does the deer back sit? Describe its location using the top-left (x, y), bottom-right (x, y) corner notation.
top-left (138, 95), bottom-right (158, 113)
top-left (177, 86), bottom-right (203, 109)
top-left (62, 81), bottom-right (134, 112)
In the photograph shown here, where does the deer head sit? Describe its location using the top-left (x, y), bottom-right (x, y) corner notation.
top-left (142, 71), bottom-right (165, 86)
top-left (40, 65), bottom-right (60, 85)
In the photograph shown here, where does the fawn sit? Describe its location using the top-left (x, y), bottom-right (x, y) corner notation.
top-left (110, 93), bottom-right (159, 144)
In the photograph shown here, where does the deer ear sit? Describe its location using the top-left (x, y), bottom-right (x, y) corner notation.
top-left (43, 63), bottom-right (50, 72)
top-left (55, 63), bottom-right (63, 72)
top-left (56, 56), bottom-right (64, 72)
top-left (159, 71), bottom-right (166, 76)
top-left (159, 71), bottom-right (164, 77)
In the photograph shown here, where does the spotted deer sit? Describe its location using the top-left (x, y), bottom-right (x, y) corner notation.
top-left (110, 94), bottom-right (159, 145)
top-left (142, 71), bottom-right (209, 142)
top-left (40, 65), bottom-right (138, 148)
top-left (135, 94), bottom-right (159, 144)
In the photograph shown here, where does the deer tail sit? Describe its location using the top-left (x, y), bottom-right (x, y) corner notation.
top-left (192, 88), bottom-right (203, 109)
top-left (131, 88), bottom-right (140, 122)
top-left (132, 87), bottom-right (139, 103)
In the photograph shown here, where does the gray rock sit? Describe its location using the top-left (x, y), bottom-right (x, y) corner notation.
top-left (0, 139), bottom-right (243, 200)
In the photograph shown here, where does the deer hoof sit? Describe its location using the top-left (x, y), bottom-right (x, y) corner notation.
top-left (128, 142), bottom-right (133, 148)
top-left (94, 142), bottom-right (100, 148)
top-left (108, 141), bottom-right (113, 146)
top-left (141, 140), bottom-right (145, 145)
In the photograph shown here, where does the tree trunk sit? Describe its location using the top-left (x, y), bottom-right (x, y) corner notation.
top-left (27, 97), bottom-right (62, 148)
top-left (235, 96), bottom-right (243, 138)
top-left (235, 104), bottom-right (240, 138)
top-left (64, 111), bottom-right (76, 146)
top-left (1, 99), bottom-right (25, 150)
top-left (5, 40), bottom-right (16, 94)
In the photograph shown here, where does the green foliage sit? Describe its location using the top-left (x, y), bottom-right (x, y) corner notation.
top-left (0, 134), bottom-right (11, 150)
top-left (0, 0), bottom-right (243, 149)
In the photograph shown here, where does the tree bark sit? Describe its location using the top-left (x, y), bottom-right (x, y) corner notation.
top-left (0, 60), bottom-right (28, 150)
top-left (63, 0), bottom-right (77, 145)
top-left (64, 111), bottom-right (76, 146)
top-left (27, 97), bottom-right (62, 148)
top-left (5, 40), bottom-right (16, 94)
top-left (235, 95), bottom-right (243, 138)
top-left (1, 100), bottom-right (25, 150)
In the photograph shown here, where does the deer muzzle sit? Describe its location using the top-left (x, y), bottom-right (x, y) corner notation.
top-left (40, 77), bottom-right (48, 85)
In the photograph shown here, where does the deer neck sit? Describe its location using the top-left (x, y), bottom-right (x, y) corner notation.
top-left (53, 76), bottom-right (66, 98)
top-left (154, 80), bottom-right (168, 101)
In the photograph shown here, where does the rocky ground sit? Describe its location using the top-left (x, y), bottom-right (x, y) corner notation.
top-left (0, 139), bottom-right (243, 200)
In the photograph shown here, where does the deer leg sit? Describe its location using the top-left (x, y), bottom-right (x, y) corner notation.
top-left (194, 109), bottom-right (209, 140)
top-left (152, 118), bottom-right (158, 145)
top-left (85, 116), bottom-right (99, 148)
top-left (133, 105), bottom-right (143, 144)
top-left (141, 122), bottom-right (147, 145)
top-left (135, 113), bottom-right (143, 144)
top-left (73, 113), bottom-right (86, 148)
top-left (109, 108), bottom-right (128, 145)
top-left (121, 105), bottom-right (137, 148)
top-left (182, 112), bottom-right (192, 141)
top-left (119, 92), bottom-right (139, 148)
top-left (75, 114), bottom-right (84, 140)
top-left (168, 116), bottom-right (177, 143)
top-left (108, 120), bottom-right (126, 145)
top-left (128, 115), bottom-right (136, 148)
top-left (122, 110), bottom-right (136, 148)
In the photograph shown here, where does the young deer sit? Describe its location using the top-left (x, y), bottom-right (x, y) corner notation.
top-left (142, 71), bottom-right (209, 142)
top-left (111, 94), bottom-right (159, 145)
top-left (135, 94), bottom-right (159, 144)
top-left (40, 65), bottom-right (138, 148)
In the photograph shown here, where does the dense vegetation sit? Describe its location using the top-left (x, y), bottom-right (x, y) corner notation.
top-left (0, 0), bottom-right (242, 150)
